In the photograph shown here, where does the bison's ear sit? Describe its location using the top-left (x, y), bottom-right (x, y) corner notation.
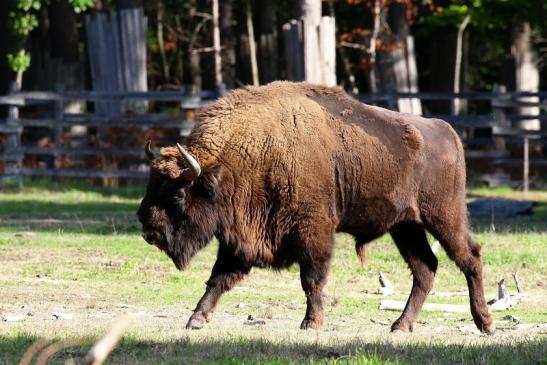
top-left (191, 164), bottom-right (223, 199)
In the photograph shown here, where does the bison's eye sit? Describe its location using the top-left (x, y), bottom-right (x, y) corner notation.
top-left (174, 189), bottom-right (186, 205)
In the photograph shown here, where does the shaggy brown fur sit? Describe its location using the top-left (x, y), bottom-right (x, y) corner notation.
top-left (137, 81), bottom-right (494, 334)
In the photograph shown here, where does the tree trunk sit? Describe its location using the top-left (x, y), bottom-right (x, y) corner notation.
top-left (156, 0), bottom-right (169, 83)
top-left (187, 0), bottom-right (202, 91)
top-left (220, 0), bottom-right (236, 88)
top-left (246, 0), bottom-right (259, 86)
top-left (387, 1), bottom-right (409, 38)
top-left (49, 0), bottom-right (79, 63)
top-left (428, 28), bottom-right (457, 113)
top-left (300, 0), bottom-right (322, 83)
top-left (452, 13), bottom-right (471, 115)
top-left (0, 0), bottom-right (9, 96)
top-left (511, 22), bottom-right (540, 131)
top-left (48, 0), bottom-right (85, 113)
top-left (257, 0), bottom-right (278, 83)
top-left (368, 0), bottom-right (381, 93)
top-left (212, 0), bottom-right (223, 88)
top-left (114, 0), bottom-right (143, 10)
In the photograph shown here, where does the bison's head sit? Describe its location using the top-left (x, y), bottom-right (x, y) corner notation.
top-left (137, 141), bottom-right (221, 270)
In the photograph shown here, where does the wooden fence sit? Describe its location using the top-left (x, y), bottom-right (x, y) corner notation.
top-left (0, 88), bottom-right (217, 186)
top-left (0, 87), bottom-right (546, 189)
top-left (85, 9), bottom-right (148, 116)
top-left (359, 90), bottom-right (547, 191)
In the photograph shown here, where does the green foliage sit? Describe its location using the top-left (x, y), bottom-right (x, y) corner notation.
top-left (7, 49), bottom-right (31, 73)
top-left (6, 0), bottom-right (93, 75)
top-left (422, 0), bottom-right (547, 29)
top-left (68, 0), bottom-right (93, 13)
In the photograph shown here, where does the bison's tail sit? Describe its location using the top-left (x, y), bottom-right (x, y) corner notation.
top-left (355, 242), bottom-right (366, 267)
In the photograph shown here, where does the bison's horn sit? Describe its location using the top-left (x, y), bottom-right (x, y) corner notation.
top-left (145, 140), bottom-right (155, 161)
top-left (176, 143), bottom-right (201, 179)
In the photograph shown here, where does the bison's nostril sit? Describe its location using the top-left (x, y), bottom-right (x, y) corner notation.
top-left (142, 232), bottom-right (155, 244)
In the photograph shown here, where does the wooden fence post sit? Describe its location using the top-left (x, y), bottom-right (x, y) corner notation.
top-left (301, 0), bottom-right (321, 84)
top-left (53, 84), bottom-right (65, 176)
top-left (523, 135), bottom-right (529, 193)
top-left (492, 85), bottom-right (509, 159)
top-left (492, 85), bottom-right (509, 127)
top-left (319, 16), bottom-right (336, 86)
top-left (6, 82), bottom-right (22, 188)
top-left (282, 20), bottom-right (304, 81)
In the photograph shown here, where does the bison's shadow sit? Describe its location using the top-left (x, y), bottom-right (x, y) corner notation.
top-left (2, 334), bottom-right (546, 364)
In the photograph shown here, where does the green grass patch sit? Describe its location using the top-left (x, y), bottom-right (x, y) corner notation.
top-left (0, 181), bottom-right (546, 364)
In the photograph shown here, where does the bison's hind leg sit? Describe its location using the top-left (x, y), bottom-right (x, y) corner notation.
top-left (296, 219), bottom-right (336, 330)
top-left (424, 214), bottom-right (495, 334)
top-left (389, 222), bottom-right (437, 332)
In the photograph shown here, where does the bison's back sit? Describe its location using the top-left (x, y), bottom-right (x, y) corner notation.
top-left (190, 82), bottom-right (466, 240)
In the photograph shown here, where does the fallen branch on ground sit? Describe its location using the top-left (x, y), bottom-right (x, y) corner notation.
top-left (380, 296), bottom-right (524, 313)
top-left (379, 300), bottom-right (469, 313)
top-left (428, 290), bottom-right (469, 297)
top-left (376, 272), bottom-right (394, 295)
top-left (512, 271), bottom-right (523, 293)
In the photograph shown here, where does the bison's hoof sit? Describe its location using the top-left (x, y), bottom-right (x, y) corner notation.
top-left (481, 321), bottom-right (496, 335)
top-left (300, 318), bottom-right (323, 330)
top-left (185, 315), bottom-right (207, 330)
top-left (185, 318), bottom-right (205, 329)
top-left (390, 320), bottom-right (413, 333)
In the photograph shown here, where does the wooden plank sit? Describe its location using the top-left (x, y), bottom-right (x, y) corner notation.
top-left (319, 16), bottom-right (336, 86)
top-left (0, 153), bottom-right (23, 161)
top-left (404, 36), bottom-right (422, 115)
top-left (358, 91), bottom-right (547, 102)
top-left (4, 82), bottom-right (22, 187)
top-left (0, 125), bottom-right (22, 133)
top-left (424, 114), bottom-right (498, 128)
top-left (493, 158), bottom-right (547, 167)
top-left (282, 22), bottom-right (295, 81)
top-left (301, 0), bottom-right (321, 83)
top-left (3, 90), bottom-right (545, 105)
top-left (492, 99), bottom-right (547, 108)
top-left (111, 11), bottom-right (125, 97)
top-left (508, 114), bottom-right (547, 122)
top-left (465, 150), bottom-right (510, 159)
top-left (523, 136), bottom-right (529, 193)
top-left (492, 126), bottom-right (547, 137)
top-left (105, 12), bottom-right (122, 115)
top-left (0, 96), bottom-right (32, 106)
top-left (284, 20), bottom-right (305, 81)
top-left (13, 146), bottom-right (155, 157)
top-left (16, 117), bottom-right (195, 130)
top-left (8, 167), bottom-right (148, 179)
top-left (472, 173), bottom-right (513, 187)
top-left (379, 300), bottom-right (469, 313)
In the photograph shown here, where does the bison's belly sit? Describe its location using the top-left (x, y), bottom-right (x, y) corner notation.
top-left (337, 197), bottom-right (419, 237)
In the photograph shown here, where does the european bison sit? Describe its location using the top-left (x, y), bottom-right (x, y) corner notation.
top-left (137, 81), bottom-right (494, 334)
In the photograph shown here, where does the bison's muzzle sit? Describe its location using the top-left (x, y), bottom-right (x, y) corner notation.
top-left (142, 228), bottom-right (167, 251)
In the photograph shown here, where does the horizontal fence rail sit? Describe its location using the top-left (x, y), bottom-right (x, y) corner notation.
top-left (1, 88), bottom-right (546, 189)
top-left (0, 88), bottom-right (216, 185)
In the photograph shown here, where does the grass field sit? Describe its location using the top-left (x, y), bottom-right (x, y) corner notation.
top-left (0, 180), bottom-right (546, 364)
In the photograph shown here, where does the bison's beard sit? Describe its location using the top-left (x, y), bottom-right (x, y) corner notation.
top-left (166, 243), bottom-right (201, 271)
top-left (165, 228), bottom-right (214, 271)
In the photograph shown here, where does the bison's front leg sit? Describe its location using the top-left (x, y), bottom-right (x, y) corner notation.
top-left (299, 254), bottom-right (332, 330)
top-left (186, 250), bottom-right (250, 329)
